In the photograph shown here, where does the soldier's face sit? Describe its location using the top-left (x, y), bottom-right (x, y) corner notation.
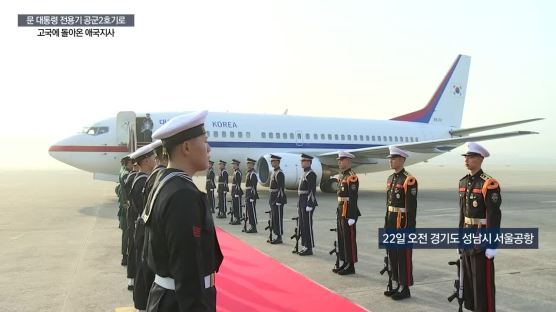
top-left (388, 156), bottom-right (405, 171)
top-left (125, 160), bottom-right (133, 171)
top-left (301, 159), bottom-right (311, 169)
top-left (247, 162), bottom-right (254, 170)
top-left (186, 135), bottom-right (210, 172)
top-left (464, 155), bottom-right (483, 172)
top-left (338, 158), bottom-right (350, 170)
top-left (219, 163), bottom-right (225, 170)
top-left (271, 160), bottom-right (279, 168)
top-left (232, 164), bottom-right (238, 170)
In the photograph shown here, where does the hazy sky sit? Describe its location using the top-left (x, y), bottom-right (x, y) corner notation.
top-left (1, 1), bottom-right (554, 170)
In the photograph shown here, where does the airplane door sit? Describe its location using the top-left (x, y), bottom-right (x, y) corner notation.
top-left (116, 111), bottom-right (137, 153)
top-left (295, 130), bottom-right (303, 147)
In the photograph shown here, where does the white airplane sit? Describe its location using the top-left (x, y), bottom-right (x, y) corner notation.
top-left (49, 55), bottom-right (541, 192)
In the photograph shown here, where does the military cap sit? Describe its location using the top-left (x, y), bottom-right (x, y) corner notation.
top-left (336, 151), bottom-right (355, 160)
top-left (152, 111), bottom-right (207, 147)
top-left (246, 158), bottom-right (257, 163)
top-left (130, 144), bottom-right (155, 162)
top-left (300, 153), bottom-right (313, 161)
top-left (231, 159), bottom-right (241, 165)
top-left (462, 142), bottom-right (490, 158)
top-left (270, 154), bottom-right (282, 161)
top-left (387, 146), bottom-right (409, 158)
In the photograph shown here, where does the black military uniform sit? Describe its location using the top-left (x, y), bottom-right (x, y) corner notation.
top-left (385, 167), bottom-right (417, 299)
top-left (144, 111), bottom-right (223, 312)
top-left (124, 169), bottom-right (139, 289)
top-left (216, 161), bottom-right (229, 219)
top-left (231, 159), bottom-right (243, 225)
top-left (206, 161), bottom-right (216, 213)
top-left (117, 158), bottom-right (131, 266)
top-left (245, 158), bottom-right (259, 233)
top-left (134, 162), bottom-right (165, 311)
top-left (459, 169), bottom-right (501, 312)
top-left (335, 166), bottom-right (360, 275)
top-left (297, 154), bottom-right (318, 256)
top-left (269, 155), bottom-right (287, 244)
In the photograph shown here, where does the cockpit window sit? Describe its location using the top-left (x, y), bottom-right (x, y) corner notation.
top-left (82, 126), bottom-right (109, 136)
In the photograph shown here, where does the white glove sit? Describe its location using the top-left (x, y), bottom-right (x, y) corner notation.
top-left (276, 203), bottom-right (282, 206)
top-left (347, 219), bottom-right (355, 226)
top-left (234, 195), bottom-right (239, 198)
top-left (250, 199), bottom-right (254, 202)
top-left (305, 206), bottom-right (313, 212)
top-left (485, 248), bottom-right (496, 259)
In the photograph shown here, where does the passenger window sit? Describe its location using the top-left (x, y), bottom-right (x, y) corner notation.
top-left (328, 134), bottom-right (332, 140)
top-left (276, 133), bottom-right (281, 139)
top-left (297, 133), bottom-right (302, 139)
top-left (261, 132), bottom-right (266, 139)
top-left (334, 134), bottom-right (339, 140)
top-left (321, 134), bottom-right (325, 140)
top-left (214, 131), bottom-right (219, 138)
top-left (347, 135), bottom-right (352, 140)
top-left (305, 133), bottom-right (310, 140)
top-left (238, 132), bottom-right (243, 138)
top-left (230, 132), bottom-right (235, 138)
top-left (290, 133), bottom-right (294, 139)
top-left (269, 133), bottom-right (274, 139)
top-left (378, 136), bottom-right (381, 142)
top-left (283, 133), bottom-right (287, 139)
top-left (314, 133), bottom-right (318, 140)
top-left (371, 135), bottom-right (375, 141)
top-left (341, 134), bottom-right (345, 140)
top-left (246, 132), bottom-right (251, 138)
top-left (222, 131), bottom-right (227, 138)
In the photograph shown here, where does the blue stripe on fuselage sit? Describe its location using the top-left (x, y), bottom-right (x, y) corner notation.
top-left (207, 141), bottom-right (383, 149)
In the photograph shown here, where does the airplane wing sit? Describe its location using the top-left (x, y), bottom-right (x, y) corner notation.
top-left (449, 118), bottom-right (543, 137)
top-left (317, 130), bottom-right (539, 166)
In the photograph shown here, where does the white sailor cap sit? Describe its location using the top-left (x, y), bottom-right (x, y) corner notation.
top-left (152, 111), bottom-right (208, 147)
top-left (336, 151), bottom-right (355, 160)
top-left (387, 146), bottom-right (409, 158)
top-left (142, 140), bottom-right (163, 156)
top-left (130, 144), bottom-right (156, 162)
top-left (462, 142), bottom-right (490, 158)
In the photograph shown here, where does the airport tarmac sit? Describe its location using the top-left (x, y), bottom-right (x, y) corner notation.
top-left (1, 165), bottom-right (555, 312)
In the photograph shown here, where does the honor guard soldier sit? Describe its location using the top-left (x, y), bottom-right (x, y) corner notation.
top-left (117, 155), bottom-right (133, 266)
top-left (206, 161), bottom-right (216, 213)
top-left (459, 143), bottom-right (501, 312)
top-left (123, 161), bottom-right (139, 289)
top-left (128, 145), bottom-right (157, 292)
top-left (334, 151), bottom-right (360, 275)
top-left (244, 158), bottom-right (259, 233)
top-left (144, 111), bottom-right (223, 311)
top-left (230, 159), bottom-right (244, 225)
top-left (268, 154), bottom-right (287, 244)
top-left (134, 140), bottom-right (168, 312)
top-left (297, 154), bottom-right (318, 256)
top-left (384, 147), bottom-right (417, 300)
top-left (216, 160), bottom-right (229, 219)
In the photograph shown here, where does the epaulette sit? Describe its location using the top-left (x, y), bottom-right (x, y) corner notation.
top-left (480, 172), bottom-right (493, 181)
top-left (459, 175), bottom-right (468, 181)
top-left (403, 170), bottom-right (411, 177)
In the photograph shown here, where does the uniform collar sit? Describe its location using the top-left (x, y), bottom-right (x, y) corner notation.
top-left (274, 167), bottom-right (281, 171)
top-left (468, 169), bottom-right (483, 180)
top-left (342, 168), bottom-right (352, 175)
top-left (304, 167), bottom-right (311, 172)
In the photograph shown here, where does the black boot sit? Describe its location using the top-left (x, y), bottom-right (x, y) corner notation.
top-left (391, 286), bottom-right (410, 300)
top-left (337, 263), bottom-right (355, 275)
top-left (384, 285), bottom-right (399, 297)
top-left (332, 263), bottom-right (347, 273)
top-left (270, 236), bottom-right (283, 244)
top-left (298, 248), bottom-right (313, 256)
top-left (246, 227), bottom-right (257, 233)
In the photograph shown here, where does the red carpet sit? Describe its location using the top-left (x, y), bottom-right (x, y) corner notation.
top-left (215, 228), bottom-right (367, 312)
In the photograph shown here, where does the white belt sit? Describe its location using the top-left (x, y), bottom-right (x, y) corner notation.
top-left (270, 189), bottom-right (279, 193)
top-left (464, 217), bottom-right (486, 225)
top-left (155, 273), bottom-right (215, 290)
top-left (298, 190), bottom-right (309, 195)
top-left (388, 206), bottom-right (406, 213)
top-left (245, 187), bottom-right (253, 190)
top-left (338, 197), bottom-right (349, 202)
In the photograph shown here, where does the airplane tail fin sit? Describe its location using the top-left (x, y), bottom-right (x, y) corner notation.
top-left (391, 55), bottom-right (471, 128)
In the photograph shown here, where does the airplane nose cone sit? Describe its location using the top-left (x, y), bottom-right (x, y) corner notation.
top-left (48, 135), bottom-right (79, 166)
